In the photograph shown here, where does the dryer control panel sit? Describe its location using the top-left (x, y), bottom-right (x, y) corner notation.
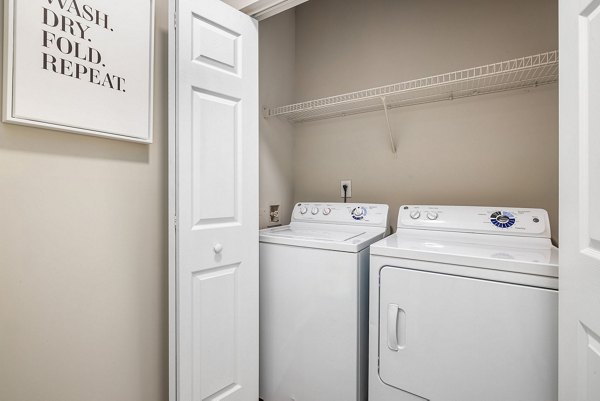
top-left (292, 202), bottom-right (389, 227)
top-left (398, 205), bottom-right (551, 238)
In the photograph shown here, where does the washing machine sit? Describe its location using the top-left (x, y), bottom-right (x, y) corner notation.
top-left (259, 202), bottom-right (389, 401)
top-left (368, 205), bottom-right (558, 401)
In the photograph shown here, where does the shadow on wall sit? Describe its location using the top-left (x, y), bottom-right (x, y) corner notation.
top-left (0, 123), bottom-right (151, 163)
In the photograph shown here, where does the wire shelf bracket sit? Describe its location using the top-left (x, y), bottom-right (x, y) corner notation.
top-left (381, 97), bottom-right (396, 154)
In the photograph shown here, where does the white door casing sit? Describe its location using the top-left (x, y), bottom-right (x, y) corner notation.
top-left (169, 0), bottom-right (259, 400)
top-left (559, 0), bottom-right (600, 400)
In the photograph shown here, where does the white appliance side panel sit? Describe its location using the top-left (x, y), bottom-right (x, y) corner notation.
top-left (378, 266), bottom-right (558, 401)
top-left (357, 248), bottom-right (370, 401)
top-left (259, 243), bottom-right (360, 401)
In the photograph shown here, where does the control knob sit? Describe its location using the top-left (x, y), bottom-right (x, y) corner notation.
top-left (410, 210), bottom-right (421, 219)
top-left (351, 207), bottom-right (366, 220)
top-left (427, 211), bottom-right (439, 220)
top-left (299, 206), bottom-right (308, 215)
top-left (490, 211), bottom-right (516, 228)
top-left (311, 207), bottom-right (319, 215)
top-left (323, 208), bottom-right (332, 215)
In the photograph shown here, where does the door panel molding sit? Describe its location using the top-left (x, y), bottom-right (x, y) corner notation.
top-left (170, 1), bottom-right (259, 400)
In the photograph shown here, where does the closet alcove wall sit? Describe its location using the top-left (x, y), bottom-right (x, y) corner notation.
top-left (259, 0), bottom-right (559, 243)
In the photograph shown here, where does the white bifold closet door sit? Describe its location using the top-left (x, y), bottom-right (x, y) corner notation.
top-left (559, 0), bottom-right (600, 400)
top-left (169, 0), bottom-right (259, 400)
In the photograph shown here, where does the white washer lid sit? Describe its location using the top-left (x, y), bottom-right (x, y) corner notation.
top-left (263, 227), bottom-right (363, 242)
top-left (370, 229), bottom-right (558, 278)
top-left (260, 223), bottom-right (386, 253)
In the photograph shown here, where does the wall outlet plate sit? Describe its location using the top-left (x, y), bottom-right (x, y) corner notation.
top-left (269, 205), bottom-right (280, 223)
top-left (340, 180), bottom-right (352, 198)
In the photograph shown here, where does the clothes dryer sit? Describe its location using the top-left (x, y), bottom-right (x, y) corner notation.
top-left (369, 205), bottom-right (558, 401)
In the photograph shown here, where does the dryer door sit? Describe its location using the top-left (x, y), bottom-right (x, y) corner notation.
top-left (378, 265), bottom-right (558, 401)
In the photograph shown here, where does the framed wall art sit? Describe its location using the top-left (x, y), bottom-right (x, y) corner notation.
top-left (3, 0), bottom-right (155, 143)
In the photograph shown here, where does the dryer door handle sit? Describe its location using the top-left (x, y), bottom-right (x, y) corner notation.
top-left (387, 304), bottom-right (406, 351)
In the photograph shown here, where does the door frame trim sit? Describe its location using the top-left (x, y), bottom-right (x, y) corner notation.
top-left (168, 1), bottom-right (177, 401)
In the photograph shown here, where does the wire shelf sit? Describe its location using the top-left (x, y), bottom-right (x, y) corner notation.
top-left (266, 50), bottom-right (559, 123)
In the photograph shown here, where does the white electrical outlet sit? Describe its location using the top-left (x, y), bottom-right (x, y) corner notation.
top-left (340, 180), bottom-right (352, 198)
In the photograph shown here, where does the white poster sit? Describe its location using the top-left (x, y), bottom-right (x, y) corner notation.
top-left (3, 0), bottom-right (155, 143)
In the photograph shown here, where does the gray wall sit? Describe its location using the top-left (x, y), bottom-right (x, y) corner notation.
top-left (259, 9), bottom-right (296, 228)
top-left (292, 0), bottom-right (559, 242)
top-left (0, 1), bottom-right (169, 400)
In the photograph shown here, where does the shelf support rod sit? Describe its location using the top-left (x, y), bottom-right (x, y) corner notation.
top-left (381, 97), bottom-right (397, 153)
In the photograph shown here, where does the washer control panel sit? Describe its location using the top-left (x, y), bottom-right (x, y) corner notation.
top-left (399, 205), bottom-right (551, 238)
top-left (292, 202), bottom-right (389, 227)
